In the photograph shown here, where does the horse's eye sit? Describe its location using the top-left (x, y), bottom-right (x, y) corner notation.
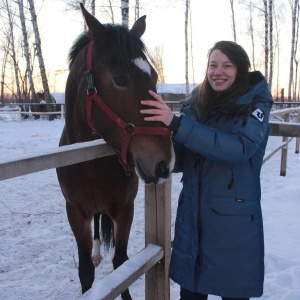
top-left (113, 76), bottom-right (128, 87)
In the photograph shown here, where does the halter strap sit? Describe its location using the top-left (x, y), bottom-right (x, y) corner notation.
top-left (84, 40), bottom-right (171, 174)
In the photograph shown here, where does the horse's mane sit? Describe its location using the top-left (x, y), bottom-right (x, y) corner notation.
top-left (68, 33), bottom-right (90, 68)
top-left (68, 24), bottom-right (147, 70)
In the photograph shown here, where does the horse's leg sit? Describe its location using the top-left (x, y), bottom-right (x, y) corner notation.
top-left (112, 202), bottom-right (134, 300)
top-left (92, 212), bottom-right (103, 266)
top-left (66, 201), bottom-right (95, 294)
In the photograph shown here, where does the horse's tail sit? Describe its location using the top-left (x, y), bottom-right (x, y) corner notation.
top-left (100, 213), bottom-right (115, 251)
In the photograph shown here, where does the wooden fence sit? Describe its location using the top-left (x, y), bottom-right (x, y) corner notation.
top-left (0, 139), bottom-right (171, 299)
top-left (272, 101), bottom-right (300, 109)
top-left (0, 106), bottom-right (300, 299)
top-left (0, 103), bottom-right (64, 121)
top-left (268, 107), bottom-right (300, 175)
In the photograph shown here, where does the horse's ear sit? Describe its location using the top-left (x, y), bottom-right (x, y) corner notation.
top-left (130, 15), bottom-right (146, 38)
top-left (80, 3), bottom-right (104, 38)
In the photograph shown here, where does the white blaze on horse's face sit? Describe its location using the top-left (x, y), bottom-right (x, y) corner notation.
top-left (132, 57), bottom-right (152, 76)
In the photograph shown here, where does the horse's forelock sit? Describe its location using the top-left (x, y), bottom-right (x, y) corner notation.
top-left (96, 24), bottom-right (147, 71)
top-left (68, 23), bottom-right (148, 73)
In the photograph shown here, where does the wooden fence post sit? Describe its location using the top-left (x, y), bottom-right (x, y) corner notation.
top-left (18, 106), bottom-right (22, 122)
top-left (61, 104), bottom-right (64, 119)
top-left (145, 176), bottom-right (172, 300)
top-left (279, 89), bottom-right (284, 109)
top-left (280, 113), bottom-right (290, 176)
top-left (296, 112), bottom-right (300, 154)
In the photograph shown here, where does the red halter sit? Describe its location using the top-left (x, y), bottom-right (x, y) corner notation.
top-left (85, 40), bottom-right (171, 174)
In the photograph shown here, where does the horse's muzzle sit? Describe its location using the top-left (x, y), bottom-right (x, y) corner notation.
top-left (135, 159), bottom-right (171, 184)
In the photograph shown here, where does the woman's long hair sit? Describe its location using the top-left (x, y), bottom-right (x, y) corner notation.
top-left (196, 41), bottom-right (251, 114)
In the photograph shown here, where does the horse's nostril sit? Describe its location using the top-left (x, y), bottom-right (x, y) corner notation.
top-left (156, 160), bottom-right (170, 179)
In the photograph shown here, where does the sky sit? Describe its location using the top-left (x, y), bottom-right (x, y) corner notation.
top-left (37, 0), bottom-right (292, 93)
top-left (0, 111), bottom-right (300, 299)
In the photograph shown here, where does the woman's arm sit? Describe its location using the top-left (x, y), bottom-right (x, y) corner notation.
top-left (140, 90), bottom-right (272, 164)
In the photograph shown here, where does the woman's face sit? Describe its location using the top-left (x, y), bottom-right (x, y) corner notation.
top-left (207, 49), bottom-right (238, 92)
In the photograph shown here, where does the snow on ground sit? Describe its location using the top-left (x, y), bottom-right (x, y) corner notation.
top-left (0, 118), bottom-right (299, 300)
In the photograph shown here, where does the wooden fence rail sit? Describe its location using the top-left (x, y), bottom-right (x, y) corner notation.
top-left (80, 244), bottom-right (164, 300)
top-left (0, 140), bottom-right (114, 181)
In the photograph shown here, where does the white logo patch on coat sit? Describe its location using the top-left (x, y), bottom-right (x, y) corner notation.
top-left (252, 108), bottom-right (264, 122)
top-left (132, 58), bottom-right (151, 76)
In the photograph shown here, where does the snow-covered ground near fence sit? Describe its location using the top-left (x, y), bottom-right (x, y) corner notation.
top-left (0, 118), bottom-right (299, 300)
top-left (0, 105), bottom-right (20, 122)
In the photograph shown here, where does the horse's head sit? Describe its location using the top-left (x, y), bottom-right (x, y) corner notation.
top-left (36, 91), bottom-right (45, 101)
top-left (65, 4), bottom-right (174, 184)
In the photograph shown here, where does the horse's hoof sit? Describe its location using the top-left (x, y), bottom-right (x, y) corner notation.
top-left (92, 254), bottom-right (103, 267)
top-left (121, 289), bottom-right (132, 300)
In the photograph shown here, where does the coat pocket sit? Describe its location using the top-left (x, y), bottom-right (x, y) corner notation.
top-left (211, 195), bottom-right (257, 216)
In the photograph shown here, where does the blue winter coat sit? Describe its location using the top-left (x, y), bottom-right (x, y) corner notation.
top-left (169, 71), bottom-right (273, 298)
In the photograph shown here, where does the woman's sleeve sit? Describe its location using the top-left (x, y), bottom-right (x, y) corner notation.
top-left (172, 97), bottom-right (273, 164)
top-left (171, 142), bottom-right (184, 173)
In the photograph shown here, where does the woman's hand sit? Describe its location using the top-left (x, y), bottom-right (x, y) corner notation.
top-left (140, 90), bottom-right (174, 126)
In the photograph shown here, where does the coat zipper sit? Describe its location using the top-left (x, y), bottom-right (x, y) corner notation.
top-left (194, 156), bottom-right (204, 291)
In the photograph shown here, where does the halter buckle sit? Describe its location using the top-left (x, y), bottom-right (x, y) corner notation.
top-left (125, 123), bottom-right (135, 135)
top-left (87, 87), bottom-right (97, 95)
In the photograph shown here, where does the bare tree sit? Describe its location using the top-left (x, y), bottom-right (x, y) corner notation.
top-left (185, 0), bottom-right (190, 95)
top-left (3, 0), bottom-right (22, 101)
top-left (263, 0), bottom-right (269, 83)
top-left (17, 0), bottom-right (35, 101)
top-left (108, 0), bottom-right (115, 23)
top-left (150, 45), bottom-right (165, 83)
top-left (274, 4), bottom-right (282, 100)
top-left (293, 0), bottom-right (300, 100)
top-left (95, 0), bottom-right (116, 23)
top-left (288, 0), bottom-right (299, 101)
top-left (121, 0), bottom-right (129, 28)
top-left (135, 0), bottom-right (139, 21)
top-left (0, 3), bottom-right (11, 103)
top-left (249, 1), bottom-right (256, 70)
top-left (62, 0), bottom-right (97, 29)
top-left (239, 1), bottom-right (257, 70)
top-left (0, 38), bottom-right (10, 103)
top-left (27, 0), bottom-right (51, 104)
top-left (189, 4), bottom-right (195, 87)
top-left (91, 0), bottom-right (95, 15)
top-left (98, 0), bottom-right (115, 23)
top-left (230, 0), bottom-right (237, 42)
top-left (268, 0), bottom-right (274, 90)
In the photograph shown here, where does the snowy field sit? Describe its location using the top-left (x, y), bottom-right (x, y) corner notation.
top-left (0, 117), bottom-right (300, 300)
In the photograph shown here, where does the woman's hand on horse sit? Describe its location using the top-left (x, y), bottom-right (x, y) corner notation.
top-left (140, 90), bottom-right (174, 126)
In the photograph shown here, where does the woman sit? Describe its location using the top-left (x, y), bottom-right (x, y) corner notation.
top-left (140, 41), bottom-right (273, 300)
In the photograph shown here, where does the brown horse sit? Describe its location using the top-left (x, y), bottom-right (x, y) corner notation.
top-left (56, 4), bottom-right (174, 300)
top-left (31, 91), bottom-right (57, 120)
